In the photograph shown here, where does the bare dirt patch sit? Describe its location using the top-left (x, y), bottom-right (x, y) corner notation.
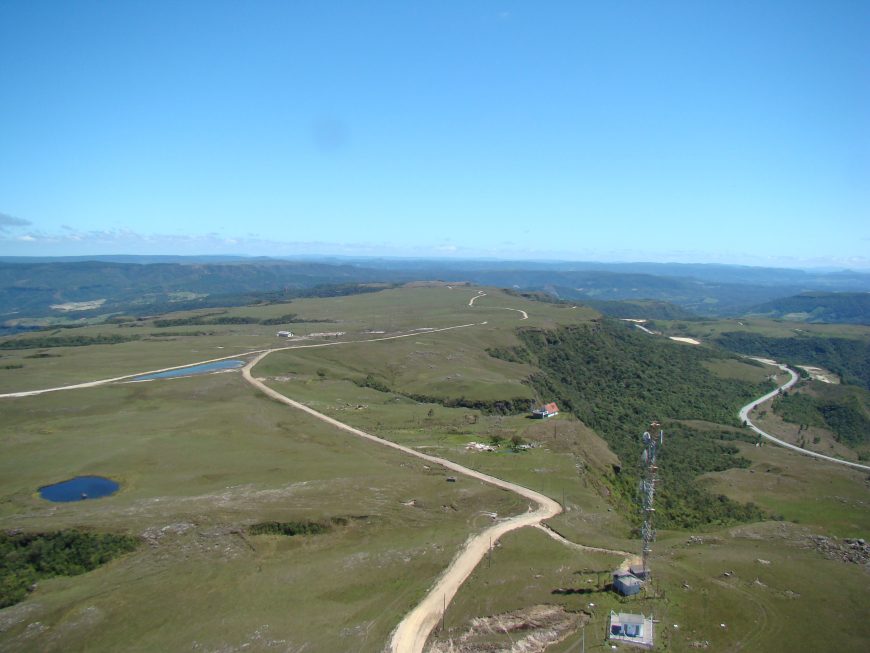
top-left (50, 299), bottom-right (106, 312)
top-left (796, 365), bottom-right (839, 384)
top-left (427, 604), bottom-right (586, 653)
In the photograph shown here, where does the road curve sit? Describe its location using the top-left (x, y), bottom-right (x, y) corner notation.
top-left (468, 291), bottom-right (486, 307)
top-left (738, 359), bottom-right (870, 472)
top-left (3, 306), bottom-right (565, 650)
top-left (467, 292), bottom-right (528, 320)
top-left (241, 352), bottom-right (561, 653)
top-left (502, 308), bottom-right (529, 320)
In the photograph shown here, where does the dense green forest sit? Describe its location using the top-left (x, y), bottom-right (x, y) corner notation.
top-left (774, 384), bottom-right (870, 449)
top-left (504, 321), bottom-right (770, 528)
top-left (578, 299), bottom-right (698, 320)
top-left (715, 331), bottom-right (870, 390)
top-left (152, 312), bottom-right (330, 328)
top-left (0, 333), bottom-right (140, 350)
top-left (746, 291), bottom-right (870, 324)
top-left (1, 530), bottom-right (138, 608)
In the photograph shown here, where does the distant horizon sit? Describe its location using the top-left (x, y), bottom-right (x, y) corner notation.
top-left (2, 250), bottom-right (869, 274)
top-left (2, 3), bottom-right (867, 271)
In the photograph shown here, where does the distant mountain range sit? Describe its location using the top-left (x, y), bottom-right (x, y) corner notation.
top-left (1, 257), bottom-right (869, 330)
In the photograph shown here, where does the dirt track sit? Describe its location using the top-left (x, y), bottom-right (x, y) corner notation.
top-left (241, 352), bottom-right (562, 653)
top-left (1, 294), bottom-right (578, 652)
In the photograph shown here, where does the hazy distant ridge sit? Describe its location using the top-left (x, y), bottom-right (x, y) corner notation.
top-left (2, 258), bottom-right (869, 323)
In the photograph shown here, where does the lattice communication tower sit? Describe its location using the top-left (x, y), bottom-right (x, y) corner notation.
top-left (640, 420), bottom-right (663, 579)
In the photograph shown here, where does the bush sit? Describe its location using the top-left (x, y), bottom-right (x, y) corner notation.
top-left (247, 519), bottom-right (345, 536)
top-left (0, 530), bottom-right (138, 608)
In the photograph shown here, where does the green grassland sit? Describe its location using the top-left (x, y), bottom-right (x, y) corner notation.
top-left (0, 371), bottom-right (528, 652)
top-left (651, 317), bottom-right (870, 342)
top-left (254, 309), bottom-right (870, 651)
top-left (428, 527), bottom-right (624, 653)
top-left (0, 285), bottom-right (594, 394)
top-left (655, 520), bottom-right (870, 652)
top-left (433, 521), bottom-right (870, 653)
top-left (700, 437), bottom-right (870, 537)
top-left (1, 285), bottom-right (869, 652)
top-left (702, 358), bottom-right (779, 384)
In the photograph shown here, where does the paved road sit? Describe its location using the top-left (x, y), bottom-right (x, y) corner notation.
top-left (738, 359), bottom-right (870, 472)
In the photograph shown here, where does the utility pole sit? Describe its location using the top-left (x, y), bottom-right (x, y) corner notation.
top-left (640, 420), bottom-right (664, 582)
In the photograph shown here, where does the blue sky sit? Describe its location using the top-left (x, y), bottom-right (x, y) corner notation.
top-left (1, 1), bottom-right (868, 268)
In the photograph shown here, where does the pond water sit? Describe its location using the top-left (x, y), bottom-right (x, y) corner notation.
top-left (132, 359), bottom-right (245, 381)
top-left (39, 476), bottom-right (120, 502)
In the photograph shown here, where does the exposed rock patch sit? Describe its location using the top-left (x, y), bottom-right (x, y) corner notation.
top-left (428, 604), bottom-right (587, 653)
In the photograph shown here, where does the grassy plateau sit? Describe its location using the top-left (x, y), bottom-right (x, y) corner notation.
top-left (1, 285), bottom-right (868, 652)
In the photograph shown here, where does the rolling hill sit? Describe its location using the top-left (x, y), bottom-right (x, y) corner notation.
top-left (745, 291), bottom-right (870, 324)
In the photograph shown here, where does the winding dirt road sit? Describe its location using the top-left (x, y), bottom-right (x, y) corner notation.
top-left (241, 349), bottom-right (562, 653)
top-left (0, 293), bottom-right (605, 652)
top-left (502, 307), bottom-right (529, 320)
top-left (738, 359), bottom-right (870, 472)
top-left (6, 290), bottom-right (870, 650)
top-left (468, 291), bottom-right (486, 306)
top-left (1, 305), bottom-right (565, 651)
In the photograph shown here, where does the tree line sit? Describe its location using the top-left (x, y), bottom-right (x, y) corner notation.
top-left (510, 321), bottom-right (770, 529)
top-left (715, 331), bottom-right (870, 390)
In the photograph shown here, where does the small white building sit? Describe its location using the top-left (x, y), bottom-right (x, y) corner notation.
top-left (609, 611), bottom-right (654, 649)
top-left (276, 330), bottom-right (293, 338)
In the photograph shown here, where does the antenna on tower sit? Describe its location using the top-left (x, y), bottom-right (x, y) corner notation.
top-left (640, 420), bottom-right (663, 582)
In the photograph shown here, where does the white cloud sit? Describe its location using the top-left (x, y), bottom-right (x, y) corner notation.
top-left (2, 225), bottom-right (870, 270)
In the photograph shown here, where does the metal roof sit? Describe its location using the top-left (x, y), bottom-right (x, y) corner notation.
top-left (616, 612), bottom-right (645, 626)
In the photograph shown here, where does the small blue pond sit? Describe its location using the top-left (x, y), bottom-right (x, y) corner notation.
top-left (133, 359), bottom-right (245, 381)
top-left (39, 476), bottom-right (120, 502)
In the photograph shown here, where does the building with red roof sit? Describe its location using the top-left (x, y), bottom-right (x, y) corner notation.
top-left (532, 402), bottom-right (559, 418)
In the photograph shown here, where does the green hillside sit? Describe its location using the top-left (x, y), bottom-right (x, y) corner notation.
top-left (1, 285), bottom-right (868, 652)
top-left (511, 321), bottom-right (772, 528)
top-left (576, 298), bottom-right (698, 320)
top-left (774, 382), bottom-right (870, 454)
top-left (715, 330), bottom-right (870, 390)
top-left (746, 291), bottom-right (870, 324)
